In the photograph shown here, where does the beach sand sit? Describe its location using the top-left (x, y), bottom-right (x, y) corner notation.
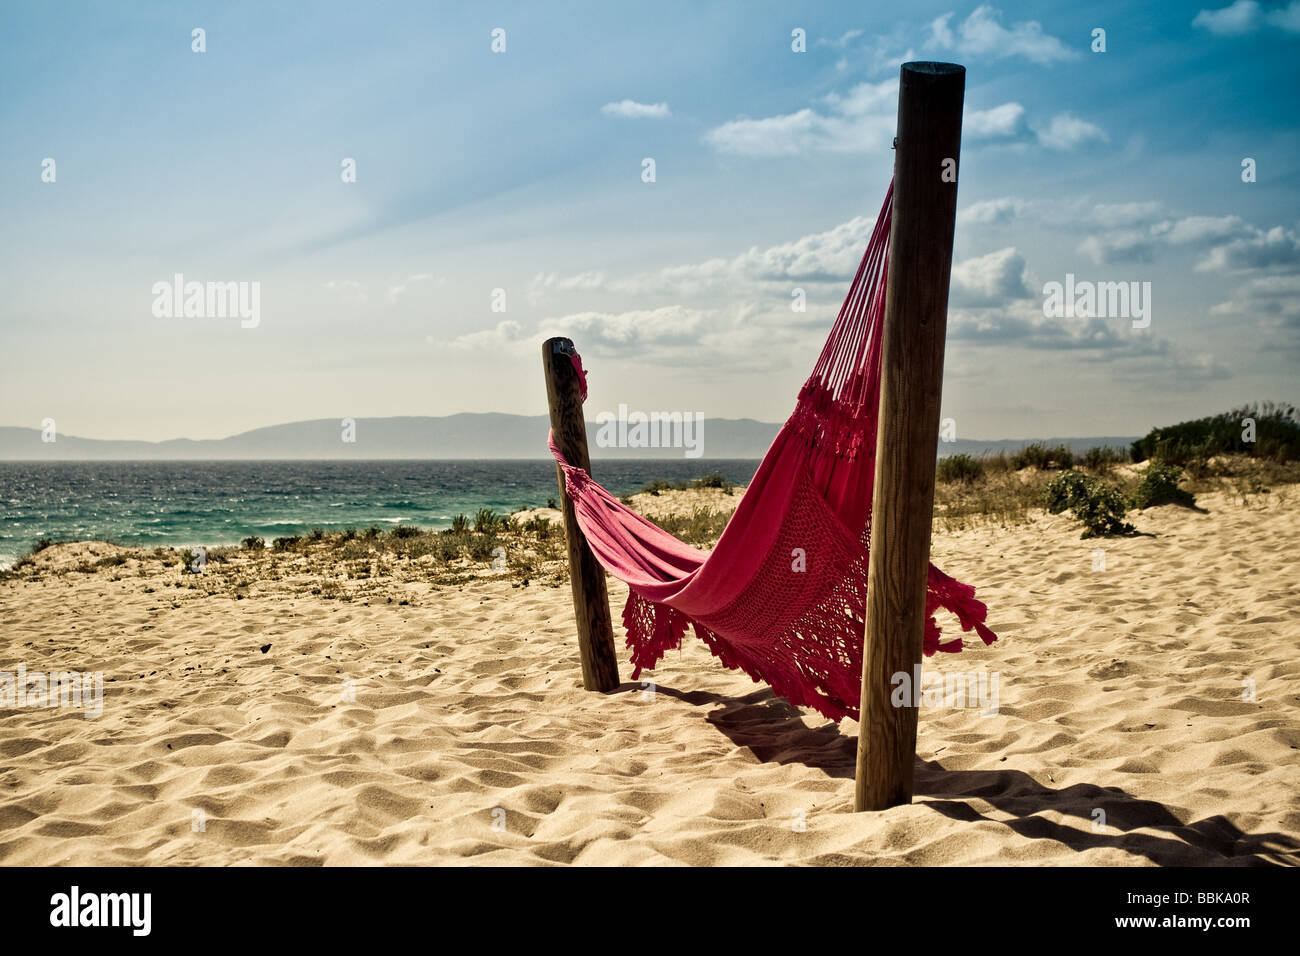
top-left (1, 486), bottom-right (1297, 866)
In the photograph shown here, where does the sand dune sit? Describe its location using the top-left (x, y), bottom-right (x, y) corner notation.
top-left (1, 488), bottom-right (1297, 865)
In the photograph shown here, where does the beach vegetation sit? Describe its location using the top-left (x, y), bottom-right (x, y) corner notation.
top-left (936, 453), bottom-right (982, 484)
top-left (1044, 471), bottom-right (1134, 538)
top-left (1132, 401), bottom-right (1300, 465)
top-left (1081, 446), bottom-right (1127, 474)
top-left (641, 472), bottom-right (735, 496)
top-left (1131, 461), bottom-right (1196, 509)
top-left (1009, 443), bottom-right (1074, 470)
top-left (474, 508), bottom-right (502, 533)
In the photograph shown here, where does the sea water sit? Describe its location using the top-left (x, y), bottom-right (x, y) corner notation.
top-left (0, 459), bottom-right (759, 567)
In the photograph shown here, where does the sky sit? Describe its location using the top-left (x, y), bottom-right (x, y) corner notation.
top-left (0, 0), bottom-right (1297, 443)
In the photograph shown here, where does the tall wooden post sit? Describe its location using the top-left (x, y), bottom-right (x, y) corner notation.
top-left (542, 337), bottom-right (620, 692)
top-left (855, 62), bottom-right (965, 811)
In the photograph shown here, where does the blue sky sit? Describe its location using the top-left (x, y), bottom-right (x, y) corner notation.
top-left (1, 0), bottom-right (1297, 442)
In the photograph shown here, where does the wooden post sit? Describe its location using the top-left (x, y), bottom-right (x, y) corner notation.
top-left (542, 337), bottom-right (620, 692)
top-left (855, 62), bottom-right (965, 811)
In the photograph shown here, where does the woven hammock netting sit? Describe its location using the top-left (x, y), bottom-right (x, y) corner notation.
top-left (549, 181), bottom-right (997, 721)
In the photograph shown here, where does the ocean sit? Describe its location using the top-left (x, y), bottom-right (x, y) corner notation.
top-left (0, 459), bottom-right (760, 567)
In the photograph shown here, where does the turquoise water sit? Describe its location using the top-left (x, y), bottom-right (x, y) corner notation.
top-left (0, 460), bottom-right (759, 566)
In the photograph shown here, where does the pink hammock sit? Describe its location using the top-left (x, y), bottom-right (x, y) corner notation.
top-left (549, 182), bottom-right (996, 722)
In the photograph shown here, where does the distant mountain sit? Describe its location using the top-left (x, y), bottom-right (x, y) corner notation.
top-left (0, 416), bottom-right (1138, 461)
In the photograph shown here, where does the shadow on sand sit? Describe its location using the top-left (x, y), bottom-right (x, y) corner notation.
top-left (631, 681), bottom-right (1299, 866)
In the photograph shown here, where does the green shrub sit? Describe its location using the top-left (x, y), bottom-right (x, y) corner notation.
top-left (649, 507), bottom-right (733, 548)
top-left (467, 535), bottom-right (498, 561)
top-left (363, 525), bottom-right (382, 540)
top-left (1043, 470), bottom-right (1093, 514)
top-left (638, 473), bottom-right (735, 496)
top-left (1010, 443), bottom-right (1075, 470)
top-left (391, 524), bottom-right (421, 539)
top-left (937, 453), bottom-right (983, 484)
top-left (474, 509), bottom-right (502, 534)
top-left (450, 514), bottom-right (470, 535)
top-left (1073, 482), bottom-right (1134, 538)
top-left (1132, 461), bottom-right (1196, 509)
top-left (1131, 402), bottom-right (1300, 464)
top-left (272, 535), bottom-right (301, 551)
top-left (1082, 446), bottom-right (1126, 474)
top-left (523, 515), bottom-right (552, 537)
top-left (32, 537), bottom-right (53, 554)
top-left (691, 472), bottom-right (734, 493)
top-left (546, 497), bottom-right (558, 510)
top-left (308, 527), bottom-right (325, 541)
top-left (1044, 470), bottom-right (1134, 538)
top-left (241, 536), bottom-right (265, 550)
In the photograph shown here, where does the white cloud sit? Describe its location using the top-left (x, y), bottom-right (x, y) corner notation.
top-left (386, 273), bottom-right (434, 304)
top-left (928, 13), bottom-right (957, 49)
top-left (324, 279), bottom-right (367, 301)
top-left (1193, 0), bottom-right (1300, 33)
top-left (540, 306), bottom-right (711, 350)
top-left (1151, 214), bottom-right (1247, 245)
top-left (950, 247), bottom-right (1032, 306)
top-left (966, 102), bottom-right (1025, 139)
top-left (1078, 230), bottom-right (1158, 265)
top-left (1076, 205), bottom-right (1300, 272)
top-left (947, 300), bottom-right (1232, 381)
top-left (705, 109), bottom-right (827, 157)
top-left (1268, 0), bottom-right (1300, 31)
top-left (1212, 272), bottom-right (1300, 304)
top-left (1194, 225), bottom-right (1300, 271)
top-left (1192, 1), bottom-right (1262, 34)
top-left (531, 271), bottom-right (610, 294)
top-left (822, 29), bottom-right (864, 49)
top-left (1035, 112), bottom-right (1109, 150)
top-left (704, 80), bottom-right (898, 156)
top-left (601, 100), bottom-right (671, 119)
top-left (949, 308), bottom-right (1130, 351)
top-left (533, 214), bottom-right (883, 302)
top-left (1090, 202), bottom-right (1165, 228)
top-left (1210, 272), bottom-right (1300, 347)
top-left (442, 319), bottom-right (529, 350)
top-left (958, 197), bottom-right (1032, 226)
top-left (445, 304), bottom-right (794, 372)
top-left (926, 6), bottom-right (1080, 64)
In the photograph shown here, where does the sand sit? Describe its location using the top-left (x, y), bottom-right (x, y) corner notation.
top-left (1, 486), bottom-right (1297, 866)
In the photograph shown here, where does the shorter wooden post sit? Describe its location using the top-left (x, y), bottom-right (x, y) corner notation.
top-left (542, 337), bottom-right (620, 692)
